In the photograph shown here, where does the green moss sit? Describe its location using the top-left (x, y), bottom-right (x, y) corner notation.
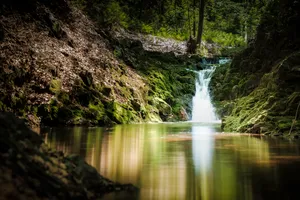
top-left (49, 99), bottom-right (60, 120)
top-left (277, 120), bottom-right (293, 130)
top-left (113, 47), bottom-right (122, 58)
top-left (106, 101), bottom-right (130, 124)
top-left (139, 104), bottom-right (148, 119)
top-left (143, 104), bottom-right (161, 122)
top-left (112, 37), bottom-right (198, 122)
top-left (51, 22), bottom-right (66, 39)
top-left (53, 22), bottom-right (60, 34)
top-left (147, 71), bottom-right (172, 99)
top-left (72, 115), bottom-right (84, 125)
top-left (88, 101), bottom-right (105, 121)
top-left (172, 103), bottom-right (182, 115)
top-left (29, 105), bottom-right (39, 116)
top-left (50, 79), bottom-right (62, 95)
top-left (211, 50), bottom-right (300, 136)
top-left (57, 92), bottom-right (69, 103)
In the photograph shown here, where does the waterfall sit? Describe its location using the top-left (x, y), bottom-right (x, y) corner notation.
top-left (191, 64), bottom-right (219, 123)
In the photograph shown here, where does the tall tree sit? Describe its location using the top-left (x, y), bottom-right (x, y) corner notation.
top-left (193, 0), bottom-right (196, 37)
top-left (196, 0), bottom-right (205, 46)
top-left (188, 0), bottom-right (192, 37)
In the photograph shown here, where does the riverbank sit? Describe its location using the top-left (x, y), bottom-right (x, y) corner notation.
top-left (210, 1), bottom-right (300, 137)
top-left (0, 0), bottom-right (203, 127)
top-left (0, 112), bottom-right (138, 199)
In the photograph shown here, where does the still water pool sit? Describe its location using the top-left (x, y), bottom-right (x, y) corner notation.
top-left (41, 123), bottom-right (300, 200)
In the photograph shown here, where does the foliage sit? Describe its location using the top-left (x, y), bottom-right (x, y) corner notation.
top-left (203, 29), bottom-right (245, 47)
top-left (70, 0), bottom-right (268, 48)
top-left (103, 1), bottom-right (129, 28)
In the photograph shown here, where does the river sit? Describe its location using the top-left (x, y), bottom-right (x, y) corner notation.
top-left (41, 122), bottom-right (300, 200)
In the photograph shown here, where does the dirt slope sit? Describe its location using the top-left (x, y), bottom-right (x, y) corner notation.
top-left (0, 0), bottom-right (198, 126)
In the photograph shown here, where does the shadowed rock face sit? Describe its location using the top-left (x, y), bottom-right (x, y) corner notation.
top-left (0, 112), bottom-right (139, 199)
top-left (210, 0), bottom-right (300, 137)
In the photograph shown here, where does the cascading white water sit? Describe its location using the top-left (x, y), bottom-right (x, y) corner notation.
top-left (192, 65), bottom-right (219, 122)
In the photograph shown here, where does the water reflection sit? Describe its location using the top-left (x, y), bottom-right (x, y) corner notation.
top-left (100, 125), bottom-right (145, 184)
top-left (42, 123), bottom-right (300, 200)
top-left (191, 125), bottom-right (214, 200)
top-left (192, 125), bottom-right (214, 171)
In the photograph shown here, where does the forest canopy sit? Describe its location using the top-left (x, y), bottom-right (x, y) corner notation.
top-left (71, 0), bottom-right (269, 47)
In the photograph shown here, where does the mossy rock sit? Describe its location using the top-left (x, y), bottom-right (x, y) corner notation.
top-left (57, 92), bottom-right (70, 104)
top-left (211, 49), bottom-right (300, 136)
top-left (106, 101), bottom-right (138, 124)
top-left (87, 101), bottom-right (105, 122)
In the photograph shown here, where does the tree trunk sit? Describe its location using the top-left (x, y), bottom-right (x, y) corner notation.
top-left (196, 0), bottom-right (205, 47)
top-left (188, 2), bottom-right (191, 37)
top-left (193, 0), bottom-right (196, 37)
top-left (175, 0), bottom-right (177, 33)
top-left (244, 23), bottom-right (248, 43)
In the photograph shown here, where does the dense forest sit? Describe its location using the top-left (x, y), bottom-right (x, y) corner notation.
top-left (1, 0), bottom-right (300, 199)
top-left (73, 0), bottom-right (268, 51)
